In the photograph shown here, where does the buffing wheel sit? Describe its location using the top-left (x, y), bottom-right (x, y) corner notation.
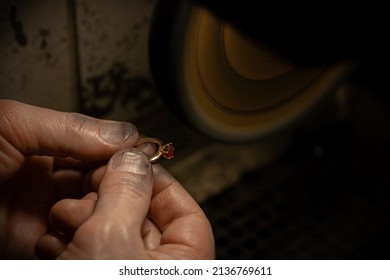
top-left (149, 0), bottom-right (354, 142)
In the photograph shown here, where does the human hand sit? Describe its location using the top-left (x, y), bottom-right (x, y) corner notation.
top-left (35, 149), bottom-right (215, 259)
top-left (0, 100), bottom-right (139, 259)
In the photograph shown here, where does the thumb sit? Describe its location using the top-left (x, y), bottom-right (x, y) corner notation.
top-left (0, 100), bottom-right (138, 180)
top-left (93, 148), bottom-right (153, 232)
top-left (55, 149), bottom-right (153, 259)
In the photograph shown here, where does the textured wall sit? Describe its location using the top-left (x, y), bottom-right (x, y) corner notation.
top-left (0, 0), bottom-right (158, 121)
top-left (1, 0), bottom-right (75, 110)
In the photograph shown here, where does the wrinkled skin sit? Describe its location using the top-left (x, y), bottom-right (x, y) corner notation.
top-left (0, 100), bottom-right (214, 259)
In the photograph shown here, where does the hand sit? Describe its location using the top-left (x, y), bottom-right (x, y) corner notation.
top-left (35, 149), bottom-right (215, 259)
top-left (0, 100), bottom-right (139, 259)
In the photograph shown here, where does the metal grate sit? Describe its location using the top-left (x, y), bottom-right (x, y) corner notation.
top-left (201, 122), bottom-right (390, 259)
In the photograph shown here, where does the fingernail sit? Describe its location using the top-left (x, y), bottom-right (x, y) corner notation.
top-left (99, 122), bottom-right (138, 145)
top-left (111, 149), bottom-right (150, 174)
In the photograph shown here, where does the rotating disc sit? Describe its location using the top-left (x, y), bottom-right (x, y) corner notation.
top-left (149, 0), bottom-right (354, 142)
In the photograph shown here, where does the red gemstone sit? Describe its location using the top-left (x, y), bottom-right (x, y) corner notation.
top-left (162, 143), bottom-right (174, 159)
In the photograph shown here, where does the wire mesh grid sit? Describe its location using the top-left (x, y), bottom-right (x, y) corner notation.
top-left (201, 122), bottom-right (390, 259)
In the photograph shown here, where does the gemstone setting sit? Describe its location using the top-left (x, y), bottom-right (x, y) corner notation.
top-left (161, 143), bottom-right (174, 159)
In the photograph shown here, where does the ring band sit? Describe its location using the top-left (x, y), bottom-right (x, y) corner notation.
top-left (135, 137), bottom-right (174, 163)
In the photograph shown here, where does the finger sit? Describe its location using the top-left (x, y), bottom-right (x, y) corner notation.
top-left (87, 138), bottom-right (156, 193)
top-left (92, 148), bottom-right (153, 236)
top-left (51, 190), bottom-right (160, 250)
top-left (49, 193), bottom-right (97, 236)
top-left (142, 218), bottom-right (162, 250)
top-left (35, 233), bottom-right (69, 260)
top-left (149, 165), bottom-right (215, 259)
top-left (0, 100), bottom-right (139, 158)
top-left (89, 165), bottom-right (106, 192)
top-left (136, 135), bottom-right (157, 156)
top-left (0, 100), bottom-right (138, 181)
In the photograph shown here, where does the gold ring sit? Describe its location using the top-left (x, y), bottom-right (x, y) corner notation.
top-left (135, 137), bottom-right (174, 164)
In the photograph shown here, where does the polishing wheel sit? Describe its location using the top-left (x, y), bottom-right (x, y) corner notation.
top-left (149, 0), bottom-right (354, 142)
